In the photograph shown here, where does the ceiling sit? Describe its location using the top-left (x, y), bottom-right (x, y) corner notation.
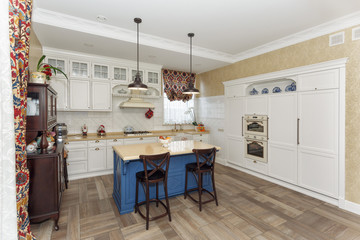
top-left (32, 0), bottom-right (360, 73)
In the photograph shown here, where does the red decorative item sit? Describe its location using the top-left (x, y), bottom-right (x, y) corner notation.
top-left (145, 108), bottom-right (153, 119)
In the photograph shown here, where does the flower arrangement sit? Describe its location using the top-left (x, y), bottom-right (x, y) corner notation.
top-left (37, 55), bottom-right (68, 80)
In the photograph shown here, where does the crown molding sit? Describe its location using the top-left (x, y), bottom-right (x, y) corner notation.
top-left (233, 11), bottom-right (360, 62)
top-left (32, 8), bottom-right (234, 63)
top-left (33, 8), bottom-right (360, 66)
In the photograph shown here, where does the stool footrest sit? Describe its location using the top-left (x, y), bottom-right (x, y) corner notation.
top-left (135, 199), bottom-right (170, 221)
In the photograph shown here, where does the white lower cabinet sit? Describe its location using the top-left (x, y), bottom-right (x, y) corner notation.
top-left (106, 139), bottom-right (124, 170)
top-left (226, 137), bottom-right (245, 167)
top-left (66, 141), bottom-right (88, 175)
top-left (192, 133), bottom-right (209, 143)
top-left (245, 158), bottom-right (268, 175)
top-left (88, 147), bottom-right (107, 172)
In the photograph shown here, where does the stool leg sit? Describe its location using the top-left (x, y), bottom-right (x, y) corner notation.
top-left (135, 177), bottom-right (139, 213)
top-left (184, 168), bottom-right (188, 199)
top-left (212, 170), bottom-right (218, 206)
top-left (164, 180), bottom-right (171, 222)
top-left (156, 182), bottom-right (159, 207)
top-left (146, 182), bottom-right (150, 230)
top-left (198, 171), bottom-right (202, 212)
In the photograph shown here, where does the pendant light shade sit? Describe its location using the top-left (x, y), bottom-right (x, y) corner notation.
top-left (128, 18), bottom-right (147, 91)
top-left (183, 33), bottom-right (200, 95)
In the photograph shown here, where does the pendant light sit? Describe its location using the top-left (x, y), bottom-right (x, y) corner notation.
top-left (128, 18), bottom-right (148, 91)
top-left (183, 33), bottom-right (200, 95)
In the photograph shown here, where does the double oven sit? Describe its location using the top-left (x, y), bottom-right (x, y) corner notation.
top-left (243, 115), bottom-right (268, 163)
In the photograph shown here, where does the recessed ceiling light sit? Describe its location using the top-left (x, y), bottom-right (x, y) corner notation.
top-left (96, 15), bottom-right (107, 22)
top-left (83, 43), bottom-right (94, 47)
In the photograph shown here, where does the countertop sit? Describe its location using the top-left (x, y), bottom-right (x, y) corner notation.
top-left (66, 130), bottom-right (210, 142)
top-left (113, 140), bottom-right (220, 161)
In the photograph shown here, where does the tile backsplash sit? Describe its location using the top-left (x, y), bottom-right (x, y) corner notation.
top-left (58, 97), bottom-right (192, 134)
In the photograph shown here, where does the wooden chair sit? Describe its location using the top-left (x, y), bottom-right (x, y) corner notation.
top-left (184, 147), bottom-right (218, 211)
top-left (135, 152), bottom-right (171, 230)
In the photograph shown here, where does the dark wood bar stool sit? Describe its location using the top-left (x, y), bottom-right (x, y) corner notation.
top-left (184, 147), bottom-right (218, 211)
top-left (135, 152), bottom-right (171, 230)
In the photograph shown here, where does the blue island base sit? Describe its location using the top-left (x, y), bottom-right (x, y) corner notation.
top-left (113, 152), bottom-right (213, 215)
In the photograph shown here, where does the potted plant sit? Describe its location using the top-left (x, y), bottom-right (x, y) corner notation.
top-left (31, 55), bottom-right (68, 83)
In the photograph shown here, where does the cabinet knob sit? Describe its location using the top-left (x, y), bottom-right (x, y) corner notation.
top-left (140, 137), bottom-right (143, 140)
top-left (200, 140), bottom-right (202, 142)
top-left (65, 142), bottom-right (69, 145)
top-left (95, 147), bottom-right (99, 151)
top-left (113, 139), bottom-right (117, 142)
top-left (67, 163), bottom-right (70, 166)
top-left (253, 160), bottom-right (257, 163)
top-left (95, 140), bottom-right (99, 143)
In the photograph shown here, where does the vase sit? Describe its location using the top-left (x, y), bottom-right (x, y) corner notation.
top-left (30, 72), bottom-right (46, 84)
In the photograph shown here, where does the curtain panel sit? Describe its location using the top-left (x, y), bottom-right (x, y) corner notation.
top-left (0, 0), bottom-right (17, 239)
top-left (162, 69), bottom-right (195, 102)
top-left (9, 0), bottom-right (35, 239)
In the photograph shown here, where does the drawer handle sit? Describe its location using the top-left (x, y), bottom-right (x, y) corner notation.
top-left (65, 142), bottom-right (69, 145)
top-left (140, 137), bottom-right (143, 140)
top-left (200, 140), bottom-right (202, 142)
top-left (67, 163), bottom-right (70, 166)
top-left (253, 160), bottom-right (257, 163)
top-left (113, 139), bottom-right (117, 142)
top-left (95, 140), bottom-right (99, 143)
top-left (95, 148), bottom-right (99, 151)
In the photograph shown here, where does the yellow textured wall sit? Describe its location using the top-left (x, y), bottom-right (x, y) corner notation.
top-left (197, 25), bottom-right (360, 204)
top-left (29, 27), bottom-right (43, 73)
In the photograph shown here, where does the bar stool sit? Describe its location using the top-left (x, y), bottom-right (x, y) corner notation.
top-left (135, 152), bottom-right (171, 230)
top-left (184, 147), bottom-right (218, 211)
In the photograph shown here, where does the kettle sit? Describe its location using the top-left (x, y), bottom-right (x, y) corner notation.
top-left (123, 125), bottom-right (134, 133)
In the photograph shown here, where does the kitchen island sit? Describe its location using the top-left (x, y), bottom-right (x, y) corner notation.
top-left (112, 140), bottom-right (220, 214)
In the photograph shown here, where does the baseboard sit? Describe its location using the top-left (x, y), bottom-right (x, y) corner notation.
top-left (343, 200), bottom-right (360, 215)
top-left (216, 157), bottom-right (226, 165)
top-left (68, 170), bottom-right (113, 181)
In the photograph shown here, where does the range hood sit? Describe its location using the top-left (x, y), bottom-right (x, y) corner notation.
top-left (119, 97), bottom-right (155, 109)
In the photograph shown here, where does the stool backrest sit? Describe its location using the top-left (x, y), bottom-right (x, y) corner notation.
top-left (139, 152), bottom-right (170, 180)
top-left (192, 148), bottom-right (216, 169)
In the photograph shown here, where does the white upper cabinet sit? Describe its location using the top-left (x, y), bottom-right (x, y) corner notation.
top-left (225, 84), bottom-right (246, 98)
top-left (112, 66), bottom-right (128, 83)
top-left (92, 81), bottom-right (111, 110)
top-left (225, 97), bottom-right (245, 137)
top-left (69, 79), bottom-right (90, 110)
top-left (146, 71), bottom-right (160, 86)
top-left (297, 69), bottom-right (339, 91)
top-left (70, 60), bottom-right (90, 78)
top-left (246, 95), bottom-right (268, 115)
top-left (47, 57), bottom-right (68, 78)
top-left (50, 78), bottom-right (68, 111)
top-left (92, 63), bottom-right (109, 80)
top-left (130, 69), bottom-right (144, 83)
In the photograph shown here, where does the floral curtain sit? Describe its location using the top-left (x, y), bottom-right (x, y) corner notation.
top-left (162, 69), bottom-right (195, 102)
top-left (9, 0), bottom-right (35, 239)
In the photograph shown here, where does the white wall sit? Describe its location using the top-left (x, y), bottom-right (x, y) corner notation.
top-left (58, 97), bottom-right (193, 134)
top-left (196, 95), bottom-right (227, 163)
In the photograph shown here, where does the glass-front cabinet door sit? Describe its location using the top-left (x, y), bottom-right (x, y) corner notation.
top-left (146, 71), bottom-right (160, 85)
top-left (112, 66), bottom-right (127, 83)
top-left (93, 63), bottom-right (109, 80)
top-left (47, 57), bottom-right (67, 77)
top-left (130, 69), bottom-right (144, 83)
top-left (70, 60), bottom-right (90, 78)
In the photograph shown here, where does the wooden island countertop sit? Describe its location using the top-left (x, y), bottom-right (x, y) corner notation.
top-left (113, 140), bottom-right (221, 161)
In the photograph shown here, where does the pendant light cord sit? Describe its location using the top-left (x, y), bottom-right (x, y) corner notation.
top-left (137, 21), bottom-right (139, 74)
top-left (189, 33), bottom-right (194, 88)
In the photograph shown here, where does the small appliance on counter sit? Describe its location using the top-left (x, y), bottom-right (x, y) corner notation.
top-left (123, 125), bottom-right (134, 134)
top-left (97, 125), bottom-right (106, 136)
top-left (55, 123), bottom-right (68, 143)
top-left (81, 124), bottom-right (88, 136)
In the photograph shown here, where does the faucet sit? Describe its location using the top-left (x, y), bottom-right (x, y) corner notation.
top-left (173, 123), bottom-right (178, 132)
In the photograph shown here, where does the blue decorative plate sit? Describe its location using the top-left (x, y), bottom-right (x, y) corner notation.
top-left (272, 86), bottom-right (282, 93)
top-left (285, 82), bottom-right (296, 92)
top-left (249, 88), bottom-right (258, 95)
top-left (261, 88), bottom-right (269, 94)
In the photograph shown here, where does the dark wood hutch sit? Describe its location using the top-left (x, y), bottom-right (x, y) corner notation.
top-left (26, 82), bottom-right (64, 230)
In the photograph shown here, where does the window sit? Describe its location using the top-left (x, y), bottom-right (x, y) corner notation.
top-left (163, 96), bottom-right (194, 124)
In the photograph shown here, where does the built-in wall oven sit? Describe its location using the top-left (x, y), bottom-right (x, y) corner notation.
top-left (244, 114), bottom-right (268, 163)
top-left (243, 115), bottom-right (268, 136)
top-left (245, 134), bottom-right (268, 163)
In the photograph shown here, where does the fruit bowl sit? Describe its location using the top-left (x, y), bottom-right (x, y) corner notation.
top-left (159, 136), bottom-right (171, 147)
